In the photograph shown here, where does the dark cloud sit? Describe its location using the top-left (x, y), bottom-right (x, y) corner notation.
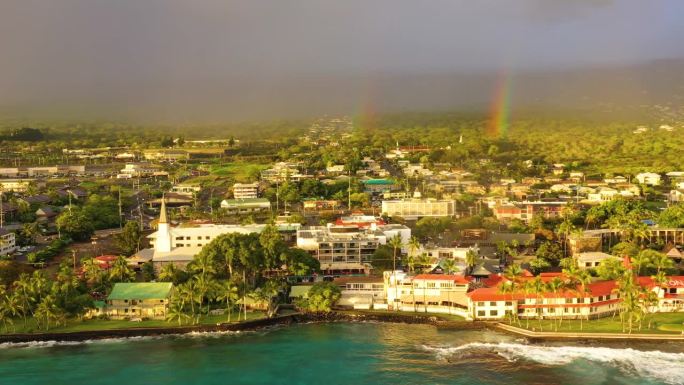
top-left (0, 0), bottom-right (682, 122)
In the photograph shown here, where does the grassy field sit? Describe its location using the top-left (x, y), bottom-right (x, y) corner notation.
top-left (208, 162), bottom-right (268, 181)
top-left (511, 312), bottom-right (684, 334)
top-left (0, 311), bottom-right (266, 335)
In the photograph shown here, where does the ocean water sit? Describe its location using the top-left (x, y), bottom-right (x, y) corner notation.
top-left (0, 323), bottom-right (683, 385)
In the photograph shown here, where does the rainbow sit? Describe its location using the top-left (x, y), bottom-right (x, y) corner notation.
top-left (487, 71), bottom-right (512, 138)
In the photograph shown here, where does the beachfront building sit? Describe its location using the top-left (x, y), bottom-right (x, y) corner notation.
top-left (384, 271), bottom-right (471, 316)
top-left (0, 229), bottom-right (17, 256)
top-left (381, 199), bottom-right (456, 219)
top-left (333, 276), bottom-right (387, 310)
top-left (220, 198), bottom-right (271, 215)
top-left (467, 280), bottom-right (621, 321)
top-left (135, 200), bottom-right (298, 270)
top-left (103, 282), bottom-right (174, 320)
top-left (296, 223), bottom-right (411, 275)
top-left (232, 182), bottom-right (259, 199)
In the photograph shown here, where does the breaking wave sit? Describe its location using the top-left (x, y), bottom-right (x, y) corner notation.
top-left (423, 342), bottom-right (684, 385)
top-left (0, 330), bottom-right (248, 350)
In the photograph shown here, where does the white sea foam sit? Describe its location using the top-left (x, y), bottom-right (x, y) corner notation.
top-left (423, 342), bottom-right (684, 385)
top-left (0, 329), bottom-right (248, 349)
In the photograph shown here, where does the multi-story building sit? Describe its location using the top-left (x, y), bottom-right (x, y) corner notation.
top-left (384, 271), bottom-right (471, 314)
top-left (170, 183), bottom-right (201, 196)
top-left (635, 172), bottom-right (662, 186)
top-left (117, 163), bottom-right (162, 178)
top-left (0, 229), bottom-right (17, 256)
top-left (101, 282), bottom-right (174, 320)
top-left (0, 179), bottom-right (34, 193)
top-left (261, 162), bottom-right (311, 183)
top-left (381, 199), bottom-right (456, 218)
top-left (220, 198), bottom-right (271, 214)
top-left (296, 223), bottom-right (411, 275)
top-left (143, 150), bottom-right (189, 162)
top-left (232, 182), bottom-right (259, 199)
top-left (493, 201), bottom-right (566, 223)
top-left (333, 276), bottom-right (386, 310)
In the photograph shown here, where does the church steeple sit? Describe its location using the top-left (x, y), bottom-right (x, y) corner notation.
top-left (155, 195), bottom-right (172, 253)
top-left (159, 195), bottom-right (168, 224)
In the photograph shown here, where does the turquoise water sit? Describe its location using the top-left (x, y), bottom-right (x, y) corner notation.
top-left (1, 323), bottom-right (683, 385)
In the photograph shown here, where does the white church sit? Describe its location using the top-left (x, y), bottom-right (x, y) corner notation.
top-left (132, 199), bottom-right (299, 270)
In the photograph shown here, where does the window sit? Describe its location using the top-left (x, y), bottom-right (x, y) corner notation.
top-left (206, 236), bottom-right (210, 240)
top-left (175, 236), bottom-right (184, 240)
top-left (477, 310), bottom-right (486, 317)
top-left (505, 301), bottom-right (512, 306)
top-left (489, 301), bottom-right (497, 306)
top-left (477, 302), bottom-right (485, 307)
top-left (426, 282), bottom-right (436, 288)
top-left (176, 244), bottom-right (184, 247)
top-left (490, 310), bottom-right (498, 316)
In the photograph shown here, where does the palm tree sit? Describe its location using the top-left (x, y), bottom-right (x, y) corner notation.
top-left (34, 295), bottom-right (62, 331)
top-left (442, 259), bottom-right (459, 275)
top-left (166, 299), bottom-right (189, 326)
top-left (12, 274), bottom-right (33, 326)
top-left (388, 235), bottom-right (403, 311)
top-left (546, 277), bottom-right (564, 331)
top-left (189, 252), bottom-right (217, 281)
top-left (407, 236), bottom-right (421, 258)
top-left (158, 263), bottom-right (178, 283)
top-left (530, 277), bottom-right (546, 331)
top-left (109, 256), bottom-right (135, 283)
top-left (650, 251), bottom-right (674, 275)
top-left (574, 269), bottom-right (592, 331)
top-left (217, 280), bottom-right (240, 323)
top-left (465, 249), bottom-right (477, 275)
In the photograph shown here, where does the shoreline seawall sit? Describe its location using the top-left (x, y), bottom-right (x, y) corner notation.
top-left (2, 311), bottom-right (681, 344)
top-left (0, 311), bottom-right (481, 344)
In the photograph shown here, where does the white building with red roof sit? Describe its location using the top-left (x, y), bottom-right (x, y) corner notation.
top-left (384, 272), bottom-right (471, 316)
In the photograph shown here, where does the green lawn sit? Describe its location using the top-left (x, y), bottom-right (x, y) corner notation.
top-left (511, 312), bottom-right (684, 334)
top-left (1, 311), bottom-right (266, 335)
top-left (208, 162), bottom-right (268, 181)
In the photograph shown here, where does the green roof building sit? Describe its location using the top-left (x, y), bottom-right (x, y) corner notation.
top-left (105, 282), bottom-right (174, 320)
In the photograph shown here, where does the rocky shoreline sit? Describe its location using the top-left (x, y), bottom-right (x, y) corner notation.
top-left (0, 311), bottom-right (483, 344)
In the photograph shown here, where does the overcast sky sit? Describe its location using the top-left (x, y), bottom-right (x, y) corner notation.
top-left (1, 0), bottom-right (683, 122)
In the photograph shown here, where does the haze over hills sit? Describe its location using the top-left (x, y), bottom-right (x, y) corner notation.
top-left (2, 58), bottom-right (683, 124)
top-left (1, 1), bottom-right (683, 124)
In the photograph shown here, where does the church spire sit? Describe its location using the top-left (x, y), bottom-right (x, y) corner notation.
top-left (159, 195), bottom-right (168, 224)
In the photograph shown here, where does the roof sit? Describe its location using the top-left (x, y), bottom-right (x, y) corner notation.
top-left (413, 274), bottom-right (471, 284)
top-left (222, 198), bottom-right (270, 204)
top-left (289, 285), bottom-right (312, 298)
top-left (363, 179), bottom-right (395, 185)
top-left (107, 282), bottom-right (173, 300)
top-left (159, 198), bottom-right (168, 224)
top-left (470, 264), bottom-right (493, 276)
top-left (333, 276), bottom-right (383, 285)
top-left (468, 280), bottom-right (617, 302)
top-left (667, 248), bottom-right (682, 258)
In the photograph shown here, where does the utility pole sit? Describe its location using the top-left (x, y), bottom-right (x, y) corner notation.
top-left (348, 170), bottom-right (351, 210)
top-left (118, 188), bottom-right (123, 229)
top-left (0, 186), bottom-right (4, 228)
